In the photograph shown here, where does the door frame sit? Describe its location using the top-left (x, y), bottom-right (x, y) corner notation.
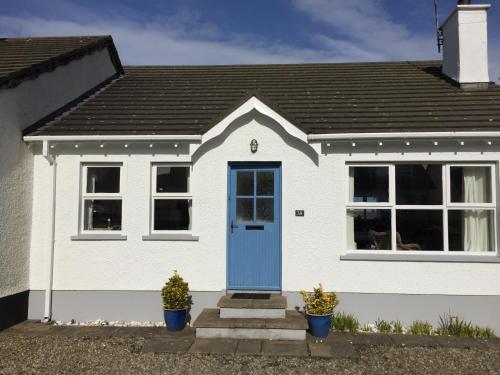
top-left (226, 162), bottom-right (282, 291)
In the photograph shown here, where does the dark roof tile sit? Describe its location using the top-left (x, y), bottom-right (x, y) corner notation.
top-left (26, 60), bottom-right (500, 136)
top-left (0, 36), bottom-right (123, 88)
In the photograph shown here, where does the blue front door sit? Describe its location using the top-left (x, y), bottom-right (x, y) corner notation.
top-left (228, 163), bottom-right (281, 291)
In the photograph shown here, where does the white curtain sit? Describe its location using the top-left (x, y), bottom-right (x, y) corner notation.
top-left (462, 167), bottom-right (490, 252)
top-left (346, 169), bottom-right (357, 249)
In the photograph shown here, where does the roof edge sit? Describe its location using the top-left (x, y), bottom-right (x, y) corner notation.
top-left (22, 73), bottom-right (121, 137)
top-left (308, 131), bottom-right (500, 141)
top-left (0, 36), bottom-right (124, 89)
top-left (23, 134), bottom-right (202, 142)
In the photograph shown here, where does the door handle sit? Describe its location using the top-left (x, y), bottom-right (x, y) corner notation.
top-left (230, 221), bottom-right (239, 233)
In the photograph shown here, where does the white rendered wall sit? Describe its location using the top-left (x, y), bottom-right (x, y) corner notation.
top-left (29, 112), bottom-right (500, 298)
top-left (442, 5), bottom-right (490, 84)
top-left (0, 47), bottom-right (117, 298)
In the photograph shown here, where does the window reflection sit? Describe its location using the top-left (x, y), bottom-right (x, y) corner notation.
top-left (349, 167), bottom-right (389, 203)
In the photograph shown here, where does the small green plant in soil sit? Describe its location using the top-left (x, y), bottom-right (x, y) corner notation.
top-left (392, 320), bottom-right (404, 334)
top-left (375, 319), bottom-right (392, 333)
top-left (360, 324), bottom-right (374, 333)
top-left (409, 320), bottom-right (434, 335)
top-left (332, 312), bottom-right (359, 333)
top-left (437, 314), bottom-right (495, 339)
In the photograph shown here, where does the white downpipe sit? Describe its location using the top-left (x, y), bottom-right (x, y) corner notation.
top-left (42, 140), bottom-right (57, 322)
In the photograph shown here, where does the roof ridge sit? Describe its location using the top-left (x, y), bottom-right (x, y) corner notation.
top-left (1, 35), bottom-right (111, 40)
top-left (122, 60), bottom-right (442, 69)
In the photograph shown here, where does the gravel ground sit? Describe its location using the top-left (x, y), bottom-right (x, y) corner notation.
top-left (0, 334), bottom-right (498, 375)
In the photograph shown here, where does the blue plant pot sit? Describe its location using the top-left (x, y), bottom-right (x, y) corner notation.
top-left (306, 314), bottom-right (332, 337)
top-left (164, 309), bottom-right (188, 331)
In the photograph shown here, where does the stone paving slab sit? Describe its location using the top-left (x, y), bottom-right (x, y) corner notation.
top-left (261, 340), bottom-right (309, 357)
top-left (390, 334), bottom-right (440, 348)
top-left (431, 335), bottom-right (489, 349)
top-left (142, 337), bottom-right (194, 353)
top-left (189, 338), bottom-right (238, 354)
top-left (308, 341), bottom-right (359, 359)
top-left (336, 332), bottom-right (395, 346)
top-left (483, 337), bottom-right (500, 349)
top-left (236, 340), bottom-right (262, 355)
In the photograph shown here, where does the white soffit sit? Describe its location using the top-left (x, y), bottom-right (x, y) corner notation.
top-left (307, 131), bottom-right (500, 142)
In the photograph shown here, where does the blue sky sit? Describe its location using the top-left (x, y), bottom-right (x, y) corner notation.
top-left (1, 0), bottom-right (499, 80)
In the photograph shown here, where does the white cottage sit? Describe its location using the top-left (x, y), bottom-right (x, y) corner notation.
top-left (2, 2), bottom-right (500, 336)
top-left (0, 36), bottom-right (122, 330)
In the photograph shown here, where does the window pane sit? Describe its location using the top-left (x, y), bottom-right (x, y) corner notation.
top-left (346, 209), bottom-right (391, 250)
top-left (450, 166), bottom-right (492, 203)
top-left (349, 167), bottom-right (389, 203)
top-left (257, 172), bottom-right (274, 196)
top-left (396, 164), bottom-right (442, 205)
top-left (154, 199), bottom-right (190, 230)
top-left (84, 199), bottom-right (122, 230)
top-left (396, 210), bottom-right (443, 250)
top-left (236, 198), bottom-right (253, 222)
top-left (86, 167), bottom-right (120, 193)
top-left (448, 210), bottom-right (494, 252)
top-left (256, 198), bottom-right (274, 222)
top-left (157, 167), bottom-right (189, 193)
top-left (237, 171), bottom-right (254, 196)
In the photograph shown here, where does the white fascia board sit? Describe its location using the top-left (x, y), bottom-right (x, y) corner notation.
top-left (308, 131), bottom-right (500, 142)
top-left (440, 4), bottom-right (491, 29)
top-left (202, 96), bottom-right (308, 144)
top-left (23, 134), bottom-right (202, 142)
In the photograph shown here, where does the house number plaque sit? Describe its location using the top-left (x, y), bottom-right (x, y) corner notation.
top-left (295, 210), bottom-right (304, 217)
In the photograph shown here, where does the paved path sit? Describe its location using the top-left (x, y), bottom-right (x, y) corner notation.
top-left (2, 320), bottom-right (499, 359)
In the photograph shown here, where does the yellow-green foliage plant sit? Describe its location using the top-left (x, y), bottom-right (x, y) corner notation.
top-left (161, 270), bottom-right (190, 310)
top-left (300, 283), bottom-right (339, 316)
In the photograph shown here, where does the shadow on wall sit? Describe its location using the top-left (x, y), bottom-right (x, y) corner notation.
top-left (0, 290), bottom-right (29, 330)
top-left (192, 109), bottom-right (319, 166)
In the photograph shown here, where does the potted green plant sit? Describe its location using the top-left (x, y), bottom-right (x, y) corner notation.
top-left (301, 283), bottom-right (339, 337)
top-left (161, 270), bottom-right (190, 331)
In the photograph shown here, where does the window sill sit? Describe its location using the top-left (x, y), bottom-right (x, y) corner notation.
top-left (340, 252), bottom-right (500, 263)
top-left (142, 233), bottom-right (199, 241)
top-left (71, 234), bottom-right (127, 241)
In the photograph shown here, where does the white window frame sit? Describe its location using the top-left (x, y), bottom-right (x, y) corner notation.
top-left (346, 162), bottom-right (498, 255)
top-left (80, 163), bottom-right (124, 234)
top-left (150, 163), bottom-right (192, 234)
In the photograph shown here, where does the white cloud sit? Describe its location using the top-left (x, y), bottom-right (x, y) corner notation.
top-left (292, 0), bottom-right (499, 82)
top-left (0, 0), bottom-right (497, 82)
top-left (0, 14), bottom-right (340, 65)
top-left (291, 0), bottom-right (437, 61)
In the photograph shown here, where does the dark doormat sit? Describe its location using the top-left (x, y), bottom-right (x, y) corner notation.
top-left (231, 293), bottom-right (271, 300)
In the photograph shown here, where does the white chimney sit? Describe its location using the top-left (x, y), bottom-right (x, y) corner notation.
top-left (441, 2), bottom-right (491, 89)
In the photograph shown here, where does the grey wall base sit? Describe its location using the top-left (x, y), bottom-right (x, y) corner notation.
top-left (28, 290), bottom-right (224, 324)
top-left (28, 290), bottom-right (500, 332)
top-left (285, 292), bottom-right (500, 333)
